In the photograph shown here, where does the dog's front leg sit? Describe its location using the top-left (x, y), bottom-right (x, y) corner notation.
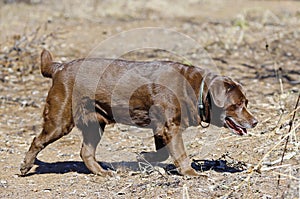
top-left (167, 124), bottom-right (199, 176)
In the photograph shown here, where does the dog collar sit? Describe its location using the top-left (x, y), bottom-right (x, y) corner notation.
top-left (198, 78), bottom-right (206, 120)
top-left (198, 78), bottom-right (210, 127)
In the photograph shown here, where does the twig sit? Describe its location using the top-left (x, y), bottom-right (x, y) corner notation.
top-left (263, 152), bottom-right (296, 166)
top-left (135, 152), bottom-right (168, 179)
top-left (261, 164), bottom-right (291, 172)
top-left (272, 171), bottom-right (300, 181)
top-left (277, 93), bottom-right (300, 185)
top-left (115, 183), bottom-right (133, 196)
top-left (182, 184), bottom-right (190, 199)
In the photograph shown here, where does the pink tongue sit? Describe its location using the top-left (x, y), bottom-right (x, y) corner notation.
top-left (235, 126), bottom-right (247, 135)
top-left (226, 118), bottom-right (247, 135)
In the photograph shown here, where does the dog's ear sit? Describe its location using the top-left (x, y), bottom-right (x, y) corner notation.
top-left (208, 76), bottom-right (235, 107)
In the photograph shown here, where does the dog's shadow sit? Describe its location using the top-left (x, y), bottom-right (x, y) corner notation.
top-left (27, 158), bottom-right (245, 176)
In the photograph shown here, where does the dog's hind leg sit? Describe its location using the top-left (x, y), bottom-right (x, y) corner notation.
top-left (139, 105), bottom-right (170, 163)
top-left (79, 121), bottom-right (113, 176)
top-left (140, 126), bottom-right (170, 162)
top-left (20, 84), bottom-right (74, 176)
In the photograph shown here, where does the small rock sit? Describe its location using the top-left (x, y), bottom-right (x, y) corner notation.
top-left (0, 180), bottom-right (7, 184)
top-left (79, 192), bottom-right (87, 197)
top-left (167, 189), bottom-right (173, 195)
top-left (262, 194), bottom-right (272, 199)
top-left (154, 166), bottom-right (166, 175)
top-left (43, 189), bottom-right (51, 193)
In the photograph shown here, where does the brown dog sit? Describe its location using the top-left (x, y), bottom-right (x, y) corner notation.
top-left (20, 49), bottom-right (258, 176)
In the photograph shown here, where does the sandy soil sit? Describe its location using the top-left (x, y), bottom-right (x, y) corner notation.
top-left (0, 0), bottom-right (299, 198)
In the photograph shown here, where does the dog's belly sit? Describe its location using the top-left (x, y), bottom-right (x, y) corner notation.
top-left (93, 92), bottom-right (162, 129)
top-left (107, 106), bottom-right (152, 127)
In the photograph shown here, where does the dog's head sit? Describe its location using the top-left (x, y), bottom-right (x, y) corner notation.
top-left (207, 77), bottom-right (258, 135)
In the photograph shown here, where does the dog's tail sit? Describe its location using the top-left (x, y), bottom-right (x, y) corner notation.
top-left (41, 49), bottom-right (60, 78)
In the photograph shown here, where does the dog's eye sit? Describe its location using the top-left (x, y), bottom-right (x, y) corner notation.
top-left (226, 85), bottom-right (235, 93)
top-left (236, 102), bottom-right (242, 107)
top-left (234, 101), bottom-right (243, 108)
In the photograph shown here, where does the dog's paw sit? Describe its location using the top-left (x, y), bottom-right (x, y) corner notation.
top-left (19, 162), bottom-right (32, 176)
top-left (180, 167), bottom-right (207, 178)
top-left (95, 169), bottom-right (116, 177)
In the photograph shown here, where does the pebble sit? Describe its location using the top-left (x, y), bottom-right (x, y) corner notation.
top-left (0, 180), bottom-right (7, 184)
top-left (154, 166), bottom-right (166, 175)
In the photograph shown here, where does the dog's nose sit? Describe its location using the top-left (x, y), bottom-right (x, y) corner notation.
top-left (252, 118), bottom-right (258, 128)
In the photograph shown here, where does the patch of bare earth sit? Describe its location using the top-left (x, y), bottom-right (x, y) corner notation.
top-left (0, 0), bottom-right (299, 198)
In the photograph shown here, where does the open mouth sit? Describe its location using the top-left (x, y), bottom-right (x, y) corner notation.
top-left (225, 117), bottom-right (247, 136)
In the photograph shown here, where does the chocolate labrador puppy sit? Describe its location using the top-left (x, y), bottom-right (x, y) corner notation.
top-left (20, 49), bottom-right (258, 176)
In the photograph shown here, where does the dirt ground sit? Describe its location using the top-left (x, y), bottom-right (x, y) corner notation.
top-left (0, 0), bottom-right (300, 198)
